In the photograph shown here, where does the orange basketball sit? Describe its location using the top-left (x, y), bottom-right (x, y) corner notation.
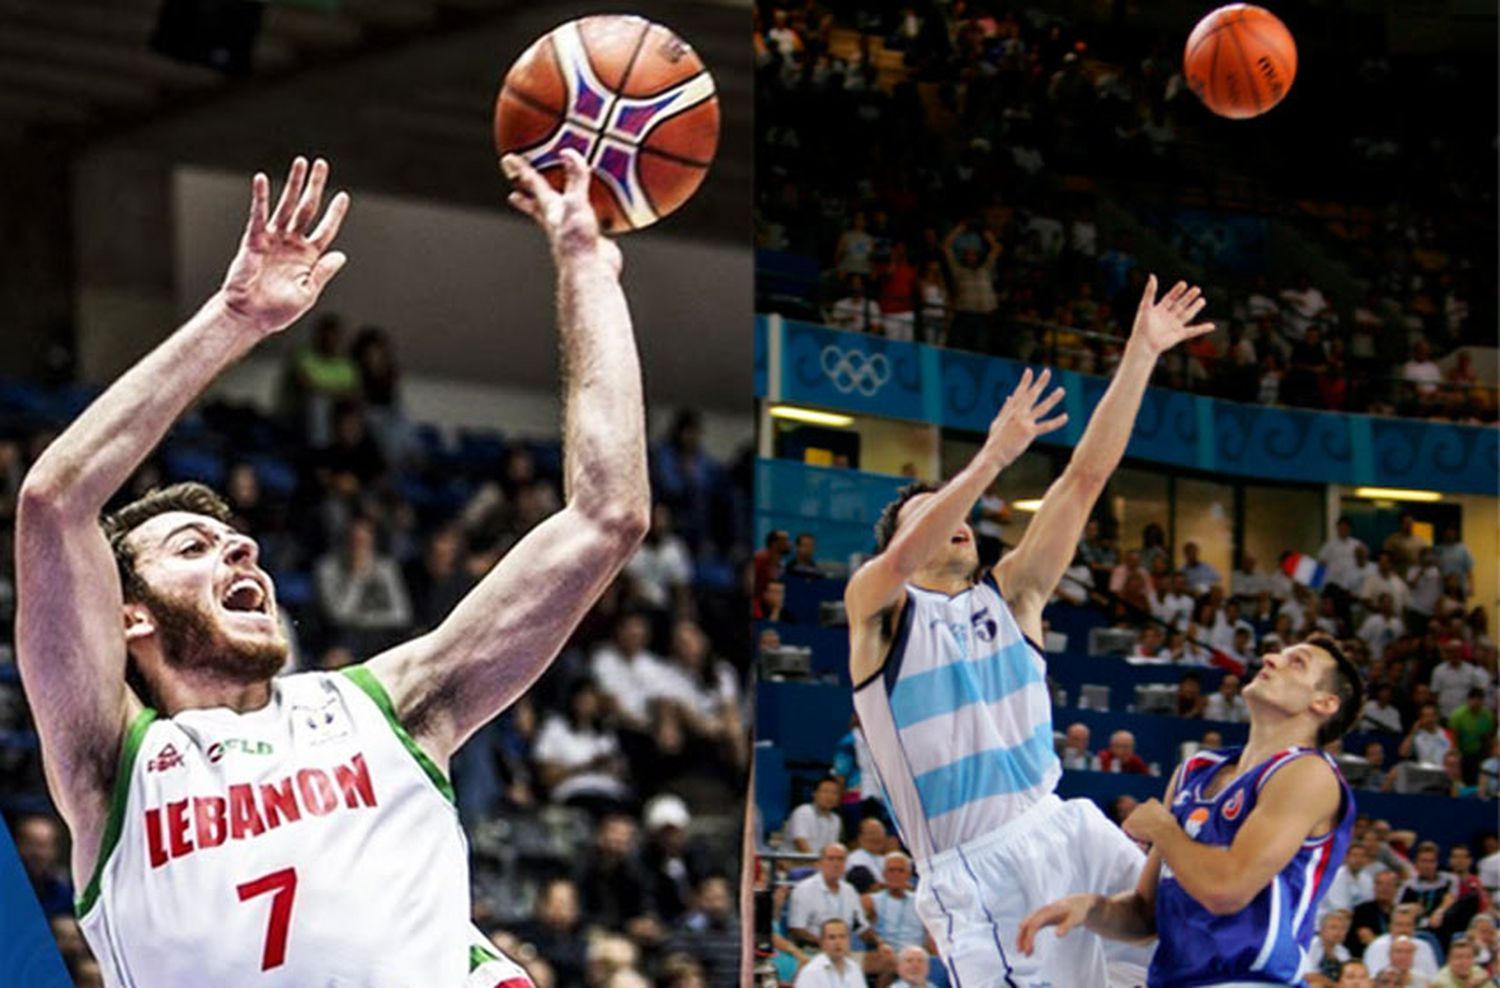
top-left (494, 15), bottom-right (720, 233)
top-left (1183, 5), bottom-right (1297, 119)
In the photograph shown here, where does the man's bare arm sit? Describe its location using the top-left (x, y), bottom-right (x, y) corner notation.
top-left (365, 150), bottom-right (649, 762)
top-left (996, 276), bottom-right (1211, 643)
top-left (15, 158), bottom-right (348, 865)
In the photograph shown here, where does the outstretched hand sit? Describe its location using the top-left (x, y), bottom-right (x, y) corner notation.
top-left (502, 149), bottom-right (621, 274)
top-left (221, 157), bottom-right (350, 337)
top-left (1017, 893), bottom-right (1098, 956)
top-left (1131, 275), bottom-right (1214, 356)
top-left (983, 367), bottom-right (1068, 468)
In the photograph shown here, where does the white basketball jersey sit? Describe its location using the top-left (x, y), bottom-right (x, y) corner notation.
top-left (853, 574), bottom-right (1060, 863)
top-left (77, 667), bottom-right (486, 987)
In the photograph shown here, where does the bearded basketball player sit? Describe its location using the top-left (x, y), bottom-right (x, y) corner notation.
top-left (15, 150), bottom-right (648, 986)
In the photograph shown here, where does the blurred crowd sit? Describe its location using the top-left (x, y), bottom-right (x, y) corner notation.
top-left (0, 313), bottom-right (753, 988)
top-left (753, 1), bottom-right (1496, 423)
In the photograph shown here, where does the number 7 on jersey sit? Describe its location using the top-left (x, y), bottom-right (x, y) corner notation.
top-left (237, 867), bottom-right (298, 970)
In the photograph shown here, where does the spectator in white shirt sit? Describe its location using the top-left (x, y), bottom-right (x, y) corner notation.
top-left (1431, 646), bottom-right (1490, 717)
top-left (793, 918), bottom-right (866, 988)
top-left (785, 777), bottom-right (844, 853)
top-left (1280, 273), bottom-right (1331, 338)
top-left (1401, 338), bottom-right (1444, 400)
top-left (1359, 594), bottom-right (1407, 659)
top-left (1205, 673), bottom-right (1250, 723)
top-left (843, 818), bottom-right (889, 888)
top-left (1398, 703), bottom-right (1454, 767)
top-left (1319, 517), bottom-right (1368, 593)
top-left (787, 847), bottom-right (872, 950)
top-left (1361, 684), bottom-right (1405, 735)
top-left (532, 678), bottom-right (631, 809)
top-left (1304, 911), bottom-right (1353, 983)
top-left (1231, 551), bottom-right (1273, 601)
top-left (592, 612), bottom-right (672, 733)
top-left (1360, 553), bottom-right (1411, 616)
top-left (623, 503), bottom-right (693, 612)
top-left (892, 946), bottom-right (938, 988)
top-left (1348, 544), bottom-right (1379, 600)
top-left (827, 275), bottom-right (882, 334)
top-left (1321, 844), bottom-right (1380, 921)
top-left (1406, 549), bottom-right (1444, 623)
top-left (1280, 585), bottom-right (1315, 637)
top-left (1364, 909), bottom-right (1440, 982)
top-left (1060, 722), bottom-right (1095, 770)
top-left (1154, 571), bottom-right (1195, 630)
top-left (1210, 599), bottom-right (1256, 653)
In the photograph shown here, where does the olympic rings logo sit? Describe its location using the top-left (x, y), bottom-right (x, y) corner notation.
top-left (820, 346), bottom-right (891, 396)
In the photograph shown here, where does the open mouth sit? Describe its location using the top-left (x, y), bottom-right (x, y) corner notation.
top-left (950, 533), bottom-right (970, 545)
top-left (220, 577), bottom-right (270, 616)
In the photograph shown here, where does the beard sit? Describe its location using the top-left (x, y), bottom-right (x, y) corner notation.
top-left (135, 585), bottom-right (287, 684)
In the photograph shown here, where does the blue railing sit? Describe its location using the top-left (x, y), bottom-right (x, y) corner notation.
top-left (755, 316), bottom-right (1499, 494)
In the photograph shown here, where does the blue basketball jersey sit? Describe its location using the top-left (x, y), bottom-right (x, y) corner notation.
top-left (1149, 746), bottom-right (1354, 988)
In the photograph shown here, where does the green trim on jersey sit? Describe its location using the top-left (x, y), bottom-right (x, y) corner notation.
top-left (76, 706), bottom-right (158, 917)
top-left (340, 665), bottom-right (456, 805)
top-left (469, 942), bottom-right (500, 972)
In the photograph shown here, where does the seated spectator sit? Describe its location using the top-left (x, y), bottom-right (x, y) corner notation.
top-left (793, 918), bottom-right (865, 988)
top-left (1479, 737), bottom-right (1499, 799)
top-left (1434, 652), bottom-right (1490, 719)
top-left (1351, 871), bottom-right (1403, 952)
top-left (1433, 525), bottom-right (1474, 599)
top-left (1430, 937), bottom-right (1493, 988)
top-left (1408, 549), bottom-right (1445, 627)
top-left (1362, 741), bottom-right (1395, 792)
top-left (1210, 599), bottom-right (1256, 653)
top-left (753, 530), bottom-right (789, 599)
top-left (1363, 683), bottom-right (1405, 734)
top-left (532, 678), bottom-right (631, 812)
top-left (666, 876), bottom-right (740, 988)
top-left (1306, 911), bottom-right (1354, 986)
top-left (787, 846), bottom-right (871, 950)
top-left (592, 611), bottom-right (673, 735)
top-left (576, 815), bottom-right (661, 942)
top-left (785, 777), bottom-right (844, 853)
top-left (1323, 843), bottom-right (1379, 921)
top-left (1205, 673), bottom-right (1250, 723)
top-left (1078, 519), bottom-right (1118, 591)
top-left (755, 580), bottom-right (793, 621)
top-left (1362, 553), bottom-right (1412, 616)
top-left (1109, 549), bottom-right (1151, 596)
top-left (1154, 571), bottom-right (1195, 630)
top-left (1060, 722), bottom-right (1094, 770)
top-left (1335, 960), bottom-right (1373, 987)
top-left (315, 515), bottom-right (412, 655)
top-left (1227, 626), bottom-right (1257, 667)
top-left (1445, 845), bottom-right (1491, 938)
top-left (1400, 842), bottom-right (1460, 932)
top-left (405, 525), bottom-right (472, 632)
top-left (863, 853), bottom-right (925, 954)
top-left (512, 878), bottom-right (589, 987)
top-left (1232, 551), bottom-right (1274, 601)
top-left (1098, 730), bottom-right (1150, 774)
top-left (653, 618), bottom-right (747, 776)
top-left (1181, 541), bottom-right (1221, 595)
top-left (624, 503), bottom-right (694, 613)
top-left (1399, 703), bottom-right (1455, 766)
top-left (785, 532), bottom-right (824, 579)
top-left (1466, 914), bottom-right (1498, 973)
top-left (1360, 594), bottom-right (1407, 660)
top-left (1364, 907), bottom-right (1441, 982)
top-left (1177, 671), bottom-right (1208, 719)
top-left (1129, 625), bottom-right (1169, 663)
top-left (892, 946), bottom-right (937, 988)
top-left (828, 275), bottom-right (882, 334)
top-left (1402, 339), bottom-right (1444, 406)
top-left (14, 814), bottom-right (71, 918)
top-left (1442, 750), bottom-right (1479, 799)
top-left (844, 818), bottom-right (889, 890)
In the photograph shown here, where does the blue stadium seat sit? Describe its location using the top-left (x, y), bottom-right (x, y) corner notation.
top-left (251, 455), bottom-right (299, 498)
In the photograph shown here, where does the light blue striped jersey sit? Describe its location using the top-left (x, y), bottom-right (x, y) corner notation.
top-left (852, 574), bottom-right (1060, 863)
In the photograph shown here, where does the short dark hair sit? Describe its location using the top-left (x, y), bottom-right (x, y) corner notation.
top-left (873, 481), bottom-right (940, 553)
top-left (764, 529), bottom-right (788, 548)
top-left (1308, 633), bottom-right (1364, 746)
top-left (102, 482), bottom-right (233, 602)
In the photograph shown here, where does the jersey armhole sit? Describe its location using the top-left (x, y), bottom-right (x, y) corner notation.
top-left (852, 591), bottom-right (915, 694)
top-left (76, 706), bottom-right (158, 918)
top-left (340, 665), bottom-right (457, 806)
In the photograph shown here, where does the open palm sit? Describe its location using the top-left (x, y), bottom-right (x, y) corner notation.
top-left (221, 156), bottom-right (350, 336)
top-left (1131, 275), bottom-right (1214, 356)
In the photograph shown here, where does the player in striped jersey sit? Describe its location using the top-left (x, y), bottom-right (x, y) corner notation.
top-left (1019, 634), bottom-right (1364, 987)
top-left (846, 277), bottom-right (1213, 988)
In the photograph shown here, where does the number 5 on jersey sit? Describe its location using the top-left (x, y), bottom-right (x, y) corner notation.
top-left (237, 867), bottom-right (298, 970)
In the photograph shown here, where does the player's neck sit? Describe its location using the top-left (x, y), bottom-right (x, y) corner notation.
top-left (1240, 709), bottom-right (1317, 770)
top-left (910, 565), bottom-right (973, 596)
top-left (152, 669), bottom-right (274, 716)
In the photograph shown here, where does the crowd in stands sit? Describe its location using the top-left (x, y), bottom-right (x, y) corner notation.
top-left (754, 2), bottom-right (1496, 423)
top-left (0, 313), bottom-right (752, 988)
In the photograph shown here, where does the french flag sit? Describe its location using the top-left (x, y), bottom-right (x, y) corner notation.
top-left (1281, 552), bottom-right (1326, 589)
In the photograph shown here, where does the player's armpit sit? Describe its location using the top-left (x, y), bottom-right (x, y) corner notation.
top-left (993, 468), bottom-right (1104, 640)
top-left (361, 501), bottom-right (645, 763)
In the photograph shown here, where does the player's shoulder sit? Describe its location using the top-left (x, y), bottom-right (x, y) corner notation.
top-left (1256, 748), bottom-right (1343, 802)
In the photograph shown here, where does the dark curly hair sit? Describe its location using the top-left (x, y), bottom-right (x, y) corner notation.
top-left (872, 481), bottom-right (940, 554)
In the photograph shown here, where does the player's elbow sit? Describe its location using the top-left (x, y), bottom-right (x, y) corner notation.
top-left (1200, 885), bottom-right (1254, 916)
top-left (17, 469), bottom-right (82, 526)
top-left (579, 500), bottom-right (650, 553)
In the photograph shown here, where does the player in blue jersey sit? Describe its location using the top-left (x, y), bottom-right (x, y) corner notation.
top-left (845, 277), bottom-right (1213, 988)
top-left (1018, 633), bottom-right (1365, 988)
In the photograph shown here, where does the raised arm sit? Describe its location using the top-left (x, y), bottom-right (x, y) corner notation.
top-left (365, 149), bottom-right (649, 762)
top-left (844, 369), bottom-right (1066, 627)
top-left (15, 158), bottom-right (348, 856)
top-left (995, 276), bottom-right (1211, 643)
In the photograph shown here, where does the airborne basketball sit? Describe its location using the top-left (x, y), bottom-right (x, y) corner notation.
top-left (495, 15), bottom-right (721, 232)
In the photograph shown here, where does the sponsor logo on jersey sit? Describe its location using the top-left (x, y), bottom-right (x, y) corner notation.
top-left (971, 608), bottom-right (998, 644)
top-left (1221, 788), bottom-right (1245, 821)
top-left (147, 743), bottom-right (185, 773)
top-left (143, 752), bottom-right (378, 867)
top-left (1183, 806), bottom-right (1211, 840)
top-left (932, 619), bottom-right (972, 660)
top-left (205, 739), bottom-right (275, 763)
